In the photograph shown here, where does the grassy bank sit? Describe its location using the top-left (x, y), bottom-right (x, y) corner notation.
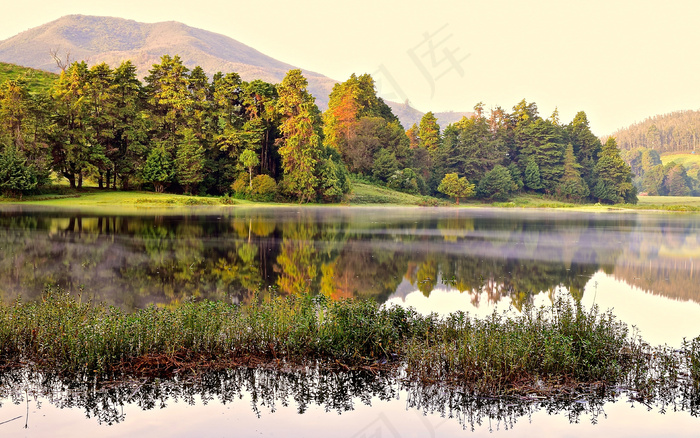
top-left (1, 291), bottom-right (697, 398)
top-left (3, 185), bottom-right (700, 212)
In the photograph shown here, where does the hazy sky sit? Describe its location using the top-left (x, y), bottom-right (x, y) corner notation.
top-left (1, 0), bottom-right (699, 135)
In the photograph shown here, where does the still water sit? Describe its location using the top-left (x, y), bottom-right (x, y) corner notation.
top-left (1, 205), bottom-right (699, 436)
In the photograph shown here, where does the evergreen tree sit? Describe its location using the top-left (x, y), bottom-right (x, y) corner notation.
top-left (49, 61), bottom-right (93, 188)
top-left (477, 165), bottom-right (516, 201)
top-left (276, 69), bottom-right (322, 203)
top-left (418, 111), bottom-right (441, 153)
top-left (593, 137), bottom-right (636, 203)
top-left (0, 144), bottom-right (37, 199)
top-left (142, 144), bottom-right (174, 193)
top-left (112, 60), bottom-right (147, 190)
top-left (567, 111), bottom-right (601, 189)
top-left (372, 149), bottom-right (398, 182)
top-left (524, 159), bottom-right (543, 191)
top-left (175, 128), bottom-right (205, 194)
top-left (558, 143), bottom-right (590, 202)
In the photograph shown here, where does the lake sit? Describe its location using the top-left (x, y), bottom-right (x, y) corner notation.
top-left (1, 205), bottom-right (699, 436)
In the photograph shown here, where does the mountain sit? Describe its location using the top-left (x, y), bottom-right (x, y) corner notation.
top-left (0, 15), bottom-right (469, 128)
top-left (0, 15), bottom-right (336, 109)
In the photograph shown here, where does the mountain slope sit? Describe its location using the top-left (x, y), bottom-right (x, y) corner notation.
top-left (0, 15), bottom-right (336, 108)
top-left (0, 15), bottom-right (468, 128)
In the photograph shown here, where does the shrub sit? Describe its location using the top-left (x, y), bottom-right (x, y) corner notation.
top-left (251, 175), bottom-right (278, 202)
top-left (231, 177), bottom-right (250, 197)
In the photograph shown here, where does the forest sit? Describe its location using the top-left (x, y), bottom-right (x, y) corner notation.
top-left (0, 55), bottom-right (636, 204)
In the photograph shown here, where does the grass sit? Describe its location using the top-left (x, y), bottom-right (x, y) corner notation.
top-left (0, 189), bottom-right (236, 211)
top-left (346, 182), bottom-right (443, 206)
top-left (3, 184), bottom-right (700, 213)
top-left (0, 62), bottom-right (58, 94)
top-left (1, 290), bottom-right (698, 399)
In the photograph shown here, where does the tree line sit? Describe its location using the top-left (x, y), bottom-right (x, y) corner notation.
top-left (0, 55), bottom-right (635, 204)
top-left (621, 147), bottom-right (700, 196)
top-left (612, 110), bottom-right (700, 154)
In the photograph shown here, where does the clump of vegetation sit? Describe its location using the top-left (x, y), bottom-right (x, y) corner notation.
top-left (1, 290), bottom-right (698, 400)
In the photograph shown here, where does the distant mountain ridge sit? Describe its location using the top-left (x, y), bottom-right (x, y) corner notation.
top-left (0, 15), bottom-right (468, 128)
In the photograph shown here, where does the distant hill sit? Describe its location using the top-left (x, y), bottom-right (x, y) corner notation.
top-left (0, 62), bottom-right (57, 93)
top-left (387, 102), bottom-right (472, 130)
top-left (610, 109), bottom-right (700, 153)
top-left (0, 15), bottom-right (337, 109)
top-left (0, 14), bottom-right (472, 129)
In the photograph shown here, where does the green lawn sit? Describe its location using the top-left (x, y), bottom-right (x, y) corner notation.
top-left (345, 182), bottom-right (439, 206)
top-left (2, 185), bottom-right (700, 212)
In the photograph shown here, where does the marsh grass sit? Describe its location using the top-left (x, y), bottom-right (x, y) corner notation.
top-left (0, 290), bottom-right (697, 398)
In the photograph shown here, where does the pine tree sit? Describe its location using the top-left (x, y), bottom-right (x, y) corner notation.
top-left (276, 69), bottom-right (322, 203)
top-left (593, 137), bottom-right (636, 203)
top-left (143, 144), bottom-right (174, 193)
top-left (0, 144), bottom-right (37, 199)
top-left (524, 159), bottom-right (543, 191)
top-left (175, 128), bottom-right (205, 194)
top-left (558, 143), bottom-right (590, 202)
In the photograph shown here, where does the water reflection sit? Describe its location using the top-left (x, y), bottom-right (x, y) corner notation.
top-left (1, 367), bottom-right (698, 435)
top-left (1, 206), bottom-right (699, 313)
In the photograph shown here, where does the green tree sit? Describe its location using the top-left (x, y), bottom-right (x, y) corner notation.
top-left (437, 173), bottom-right (475, 205)
top-left (239, 148), bottom-right (260, 189)
top-left (477, 165), bottom-right (516, 201)
top-left (316, 147), bottom-right (350, 202)
top-left (419, 111), bottom-right (441, 153)
top-left (567, 111), bottom-right (601, 189)
top-left (372, 149), bottom-right (398, 182)
top-left (593, 137), bottom-right (636, 203)
top-left (143, 144), bottom-right (174, 193)
top-left (175, 128), bottom-right (205, 194)
top-left (524, 159), bottom-right (543, 191)
top-left (558, 144), bottom-right (590, 202)
top-left (641, 164), bottom-right (666, 195)
top-left (49, 61), bottom-right (93, 188)
top-left (276, 69), bottom-right (322, 203)
top-left (111, 60), bottom-right (147, 190)
top-left (144, 55), bottom-right (192, 149)
top-left (664, 164), bottom-right (692, 196)
top-left (0, 144), bottom-right (37, 199)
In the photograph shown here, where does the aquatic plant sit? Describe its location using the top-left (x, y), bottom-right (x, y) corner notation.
top-left (0, 289), bottom-right (698, 399)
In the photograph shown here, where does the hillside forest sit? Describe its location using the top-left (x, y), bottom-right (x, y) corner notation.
top-left (0, 56), bottom-right (637, 204)
top-left (612, 110), bottom-right (700, 196)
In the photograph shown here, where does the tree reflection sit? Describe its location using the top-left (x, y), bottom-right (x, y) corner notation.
top-left (1, 367), bottom-right (698, 431)
top-left (0, 208), bottom-right (698, 309)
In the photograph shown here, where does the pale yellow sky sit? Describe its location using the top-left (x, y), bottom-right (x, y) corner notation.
top-left (2, 0), bottom-right (699, 135)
